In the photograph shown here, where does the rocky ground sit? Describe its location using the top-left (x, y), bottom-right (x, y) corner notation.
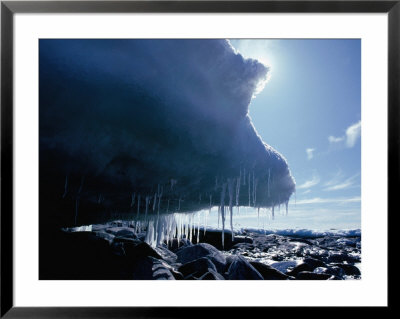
top-left (41, 221), bottom-right (361, 280)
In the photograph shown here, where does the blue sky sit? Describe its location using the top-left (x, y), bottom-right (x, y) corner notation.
top-left (224, 39), bottom-right (361, 230)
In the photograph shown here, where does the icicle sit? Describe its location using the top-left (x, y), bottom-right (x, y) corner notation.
top-left (257, 207), bottom-right (260, 227)
top-left (221, 206), bottom-right (225, 248)
top-left (252, 171), bottom-right (255, 206)
top-left (145, 220), bottom-right (154, 246)
top-left (170, 216), bottom-right (176, 245)
top-left (136, 194), bottom-right (141, 218)
top-left (268, 168), bottom-right (271, 197)
top-left (157, 187), bottom-right (163, 214)
top-left (181, 216), bottom-right (185, 240)
top-left (197, 212), bottom-right (200, 243)
top-left (217, 205), bottom-right (220, 228)
top-left (177, 215), bottom-right (182, 245)
top-left (235, 176), bottom-right (240, 206)
top-left (285, 200), bottom-right (289, 216)
top-left (130, 193), bottom-right (136, 208)
top-left (272, 205), bottom-right (275, 220)
top-left (204, 209), bottom-right (207, 236)
top-left (172, 217), bottom-right (177, 243)
top-left (182, 215), bottom-right (186, 239)
top-left (205, 195), bottom-right (211, 235)
top-left (185, 215), bottom-right (189, 240)
top-left (170, 179), bottom-right (177, 191)
top-left (190, 216), bottom-right (195, 243)
top-left (165, 218), bottom-right (170, 246)
top-left (176, 215), bottom-right (180, 241)
top-left (172, 217), bottom-right (177, 240)
top-left (253, 178), bottom-right (258, 206)
top-left (152, 193), bottom-right (157, 211)
top-left (145, 221), bottom-right (150, 244)
top-left (263, 210), bottom-right (266, 234)
top-left (153, 219), bottom-right (157, 246)
top-left (159, 221), bottom-right (165, 246)
top-left (248, 172), bottom-right (251, 206)
top-left (228, 179), bottom-right (234, 241)
top-left (62, 175), bottom-right (68, 198)
top-left (220, 182), bottom-right (227, 248)
top-left (192, 219), bottom-right (195, 242)
top-left (154, 220), bottom-right (159, 246)
top-left (145, 196), bottom-right (150, 221)
top-left (135, 219), bottom-right (141, 234)
top-left (154, 214), bottom-right (159, 245)
top-left (189, 215), bottom-right (192, 243)
top-left (183, 215), bottom-right (187, 240)
top-left (154, 218), bottom-right (158, 246)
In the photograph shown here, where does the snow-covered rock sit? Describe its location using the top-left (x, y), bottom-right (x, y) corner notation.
top-left (178, 257), bottom-right (218, 278)
top-left (227, 256), bottom-right (263, 280)
top-left (176, 243), bottom-right (226, 273)
top-left (249, 261), bottom-right (289, 280)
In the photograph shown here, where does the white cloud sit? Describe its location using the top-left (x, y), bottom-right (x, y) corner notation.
top-left (345, 121), bottom-right (361, 148)
top-left (324, 169), bottom-right (344, 187)
top-left (328, 135), bottom-right (344, 143)
top-left (297, 174), bottom-right (320, 189)
top-left (324, 181), bottom-right (353, 191)
top-left (306, 148), bottom-right (315, 160)
top-left (324, 173), bottom-right (359, 191)
top-left (328, 120), bottom-right (361, 148)
top-left (295, 196), bottom-right (361, 205)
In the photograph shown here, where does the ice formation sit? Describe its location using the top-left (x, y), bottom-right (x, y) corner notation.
top-left (228, 179), bottom-right (235, 241)
top-left (66, 166), bottom-right (297, 248)
top-left (100, 167), bottom-right (294, 247)
top-left (40, 39), bottom-right (296, 237)
top-left (136, 194), bottom-right (141, 218)
top-left (220, 182), bottom-right (227, 248)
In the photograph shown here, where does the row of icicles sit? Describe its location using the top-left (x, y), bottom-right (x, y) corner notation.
top-left (111, 202), bottom-right (289, 248)
top-left (66, 168), bottom-right (293, 248)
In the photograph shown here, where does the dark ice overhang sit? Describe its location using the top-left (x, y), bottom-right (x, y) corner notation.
top-left (39, 39), bottom-right (296, 225)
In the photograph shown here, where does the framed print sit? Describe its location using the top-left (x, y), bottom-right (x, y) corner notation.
top-left (1, 0), bottom-right (397, 317)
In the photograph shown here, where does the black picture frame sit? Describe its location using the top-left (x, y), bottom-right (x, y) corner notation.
top-left (1, 0), bottom-right (396, 317)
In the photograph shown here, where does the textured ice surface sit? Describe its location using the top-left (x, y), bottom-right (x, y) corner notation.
top-left (40, 39), bottom-right (295, 226)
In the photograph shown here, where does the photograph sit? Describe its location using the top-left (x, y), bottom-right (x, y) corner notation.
top-left (38, 38), bottom-right (362, 281)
